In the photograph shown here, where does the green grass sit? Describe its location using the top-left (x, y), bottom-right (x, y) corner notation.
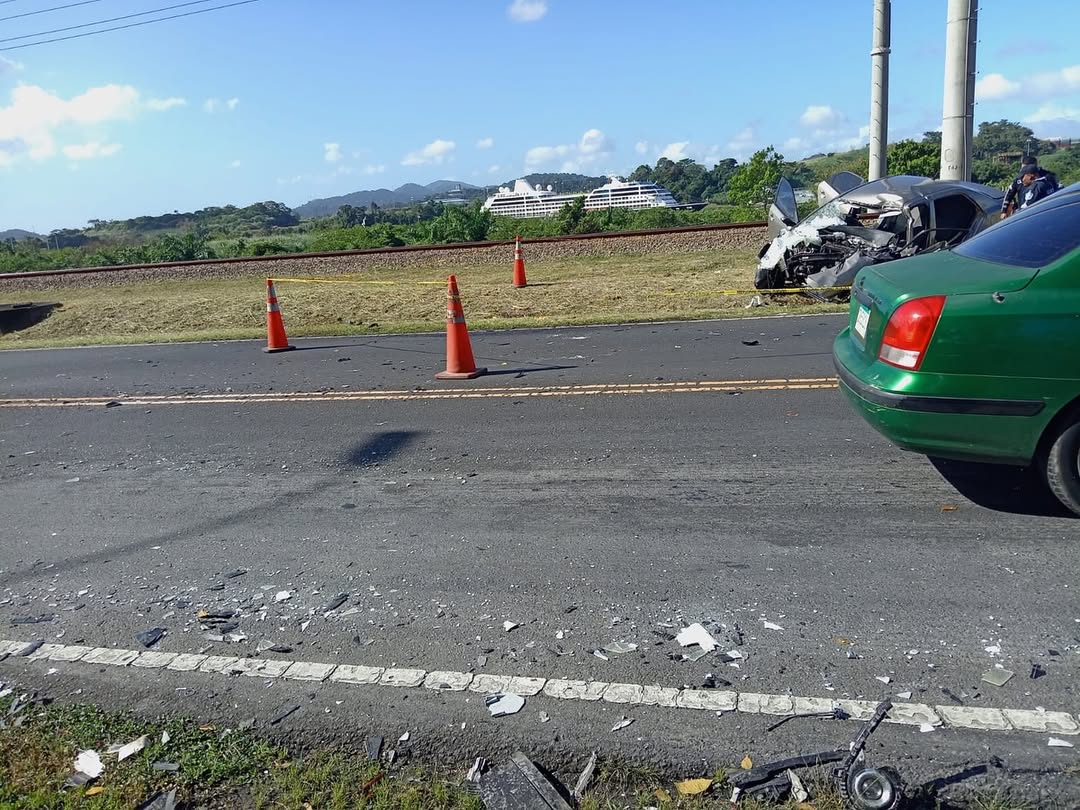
top-left (0, 250), bottom-right (847, 350)
top-left (0, 696), bottom-right (1056, 810)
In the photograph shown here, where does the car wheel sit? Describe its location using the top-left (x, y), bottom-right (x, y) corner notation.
top-left (1044, 420), bottom-right (1080, 517)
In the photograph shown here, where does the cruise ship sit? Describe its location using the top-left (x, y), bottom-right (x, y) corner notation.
top-left (481, 176), bottom-right (689, 218)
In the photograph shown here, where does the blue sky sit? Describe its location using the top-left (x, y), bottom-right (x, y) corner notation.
top-left (1, 0), bottom-right (1079, 231)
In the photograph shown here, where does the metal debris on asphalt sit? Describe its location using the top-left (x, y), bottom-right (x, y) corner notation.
top-left (676, 622), bottom-right (717, 652)
top-left (485, 693), bottom-right (525, 717)
top-left (1049, 737), bottom-right (1075, 748)
top-left (610, 716), bottom-right (634, 732)
top-left (981, 669), bottom-right (1015, 687)
top-left (134, 627), bottom-right (166, 648)
top-left (573, 750), bottom-right (598, 802)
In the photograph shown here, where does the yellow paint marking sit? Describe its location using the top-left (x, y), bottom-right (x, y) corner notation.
top-left (0, 378), bottom-right (839, 408)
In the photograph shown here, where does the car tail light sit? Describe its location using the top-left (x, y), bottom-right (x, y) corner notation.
top-left (878, 295), bottom-right (946, 370)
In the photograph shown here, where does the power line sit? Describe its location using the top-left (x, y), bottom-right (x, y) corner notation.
top-left (0, 0), bottom-right (261, 51)
top-left (0, 0), bottom-right (103, 23)
top-left (1, 0), bottom-right (217, 44)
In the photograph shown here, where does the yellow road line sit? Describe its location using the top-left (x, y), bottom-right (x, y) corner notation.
top-left (0, 378), bottom-right (838, 408)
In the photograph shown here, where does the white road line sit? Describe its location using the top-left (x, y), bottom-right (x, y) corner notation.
top-left (1, 638), bottom-right (1076, 736)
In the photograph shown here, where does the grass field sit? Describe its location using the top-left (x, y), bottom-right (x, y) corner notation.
top-left (0, 696), bottom-right (1043, 810)
top-left (0, 250), bottom-right (847, 350)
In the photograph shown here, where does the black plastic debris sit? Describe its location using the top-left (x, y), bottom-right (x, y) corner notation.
top-left (323, 593), bottom-right (349, 613)
top-left (268, 703), bottom-right (301, 726)
top-left (475, 752), bottom-right (574, 810)
top-left (224, 569), bottom-right (247, 579)
top-left (766, 706), bottom-right (849, 732)
top-left (137, 788), bottom-right (177, 810)
top-left (366, 735), bottom-right (384, 761)
top-left (105, 401), bottom-right (123, 408)
top-left (11, 614), bottom-right (56, 625)
top-left (14, 640), bottom-right (45, 657)
top-left (134, 627), bottom-right (166, 648)
top-left (1031, 663), bottom-right (1046, 680)
top-left (834, 701), bottom-right (903, 810)
top-left (741, 339), bottom-right (760, 346)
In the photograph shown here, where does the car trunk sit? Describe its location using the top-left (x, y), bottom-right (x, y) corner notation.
top-left (847, 250), bottom-right (1040, 360)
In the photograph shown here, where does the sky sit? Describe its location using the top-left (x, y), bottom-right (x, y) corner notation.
top-left (1, 0), bottom-right (1079, 232)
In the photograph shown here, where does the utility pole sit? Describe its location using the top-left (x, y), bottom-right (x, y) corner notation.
top-left (868, 0), bottom-right (891, 181)
top-left (940, 0), bottom-right (978, 180)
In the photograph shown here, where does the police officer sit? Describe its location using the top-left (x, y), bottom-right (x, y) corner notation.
top-left (1017, 163), bottom-right (1055, 211)
top-left (1002, 156), bottom-right (1059, 218)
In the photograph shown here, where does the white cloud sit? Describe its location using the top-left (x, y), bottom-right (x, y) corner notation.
top-left (659, 141), bottom-right (691, 161)
top-left (975, 72), bottom-right (1022, 101)
top-left (634, 140), bottom-right (650, 156)
top-left (799, 104), bottom-right (844, 129)
top-left (62, 141), bottom-right (121, 160)
top-left (204, 97), bottom-right (239, 113)
top-left (0, 83), bottom-right (139, 165)
top-left (976, 65), bottom-right (1080, 102)
top-left (488, 163), bottom-right (502, 174)
top-left (507, 0), bottom-right (547, 23)
top-left (401, 138), bottom-right (456, 166)
top-left (229, 159), bottom-right (241, 169)
top-left (476, 136), bottom-right (495, 149)
top-left (525, 128), bottom-right (614, 172)
top-left (725, 126), bottom-right (757, 158)
top-left (324, 142), bottom-right (342, 163)
top-left (147, 97), bottom-right (186, 111)
top-left (1024, 102), bottom-right (1080, 124)
top-left (362, 163), bottom-right (386, 174)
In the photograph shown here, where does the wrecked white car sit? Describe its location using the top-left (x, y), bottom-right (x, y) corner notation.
top-left (755, 174), bottom-right (1004, 299)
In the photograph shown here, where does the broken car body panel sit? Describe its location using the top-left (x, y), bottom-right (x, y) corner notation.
top-left (756, 174), bottom-right (1004, 297)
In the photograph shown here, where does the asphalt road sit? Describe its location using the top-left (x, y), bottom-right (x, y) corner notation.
top-left (1, 314), bottom-right (1078, 804)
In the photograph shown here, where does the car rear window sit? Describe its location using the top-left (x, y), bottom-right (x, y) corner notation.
top-left (953, 196), bottom-right (1080, 268)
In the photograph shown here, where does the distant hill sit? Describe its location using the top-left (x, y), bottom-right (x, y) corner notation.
top-left (0, 229), bottom-right (40, 242)
top-left (295, 180), bottom-right (480, 219)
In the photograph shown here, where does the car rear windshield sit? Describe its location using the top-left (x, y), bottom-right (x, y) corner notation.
top-left (953, 196), bottom-right (1080, 268)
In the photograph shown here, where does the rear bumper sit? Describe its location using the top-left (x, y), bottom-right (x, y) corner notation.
top-left (832, 330), bottom-right (1044, 465)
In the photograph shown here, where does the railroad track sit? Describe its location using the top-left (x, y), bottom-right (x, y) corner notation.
top-left (0, 220), bottom-right (768, 282)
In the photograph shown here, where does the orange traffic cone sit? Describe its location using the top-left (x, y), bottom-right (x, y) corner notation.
top-left (435, 275), bottom-right (486, 380)
top-left (512, 235), bottom-right (527, 288)
top-left (263, 278), bottom-right (294, 353)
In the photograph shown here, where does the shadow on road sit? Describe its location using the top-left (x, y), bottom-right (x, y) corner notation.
top-left (343, 430), bottom-right (420, 468)
top-left (928, 457), bottom-right (1076, 519)
top-left (481, 365), bottom-right (578, 377)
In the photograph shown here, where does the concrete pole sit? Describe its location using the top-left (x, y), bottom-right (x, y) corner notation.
top-left (868, 0), bottom-right (891, 181)
top-left (940, 0), bottom-right (977, 180)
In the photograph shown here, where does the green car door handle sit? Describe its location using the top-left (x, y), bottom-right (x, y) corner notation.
top-left (992, 292), bottom-right (1005, 303)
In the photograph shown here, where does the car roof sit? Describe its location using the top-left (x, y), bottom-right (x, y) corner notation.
top-left (839, 175), bottom-right (1003, 209)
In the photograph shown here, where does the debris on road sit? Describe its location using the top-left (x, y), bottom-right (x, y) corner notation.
top-left (1049, 737), bottom-right (1075, 748)
top-left (592, 650), bottom-right (609, 661)
top-left (603, 641), bottom-right (638, 655)
top-left (538, 711), bottom-right (550, 724)
top-left (111, 734), bottom-right (149, 762)
top-left (875, 676), bottom-right (892, 684)
top-left (476, 751), bottom-right (574, 810)
top-left (66, 750), bottom-right (103, 787)
top-left (268, 703), bottom-right (301, 726)
top-left (161, 731), bottom-right (170, 746)
top-left (322, 592), bottom-right (349, 613)
top-left (676, 623), bottom-right (717, 652)
top-left (274, 590), bottom-right (293, 603)
top-left (134, 627), bottom-right (166, 648)
top-left (11, 614), bottom-right (56, 625)
top-left (741, 756), bottom-right (754, 770)
top-left (503, 621), bottom-right (518, 632)
top-left (366, 736), bottom-right (383, 761)
top-left (610, 716), bottom-right (634, 732)
top-left (762, 620), bottom-right (784, 631)
top-left (485, 693), bottom-right (525, 717)
top-left (1031, 663), bottom-right (1047, 680)
top-left (573, 750), bottom-right (598, 802)
top-left (982, 669), bottom-right (1015, 687)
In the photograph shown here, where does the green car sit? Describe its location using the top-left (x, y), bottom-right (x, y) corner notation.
top-left (833, 181), bottom-right (1080, 515)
